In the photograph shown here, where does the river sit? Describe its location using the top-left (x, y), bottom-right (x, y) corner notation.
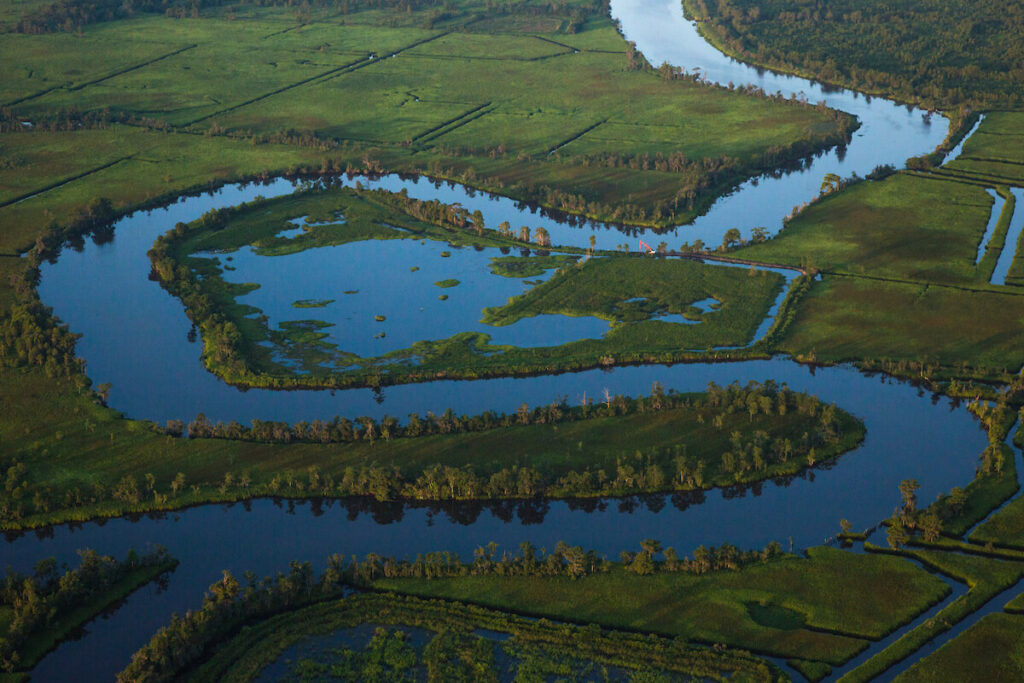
top-left (13, 0), bottom-right (990, 680)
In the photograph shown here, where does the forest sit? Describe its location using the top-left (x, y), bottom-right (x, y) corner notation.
top-left (685, 0), bottom-right (1024, 109)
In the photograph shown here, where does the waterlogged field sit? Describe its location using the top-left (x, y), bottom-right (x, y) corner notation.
top-left (3, 0), bottom-right (1024, 680)
top-left (147, 593), bottom-right (778, 682)
top-left (160, 186), bottom-right (787, 386)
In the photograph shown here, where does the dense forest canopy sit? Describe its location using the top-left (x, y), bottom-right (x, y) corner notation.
top-left (686, 0), bottom-right (1024, 108)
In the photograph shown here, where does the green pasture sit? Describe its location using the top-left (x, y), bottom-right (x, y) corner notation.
top-left (896, 612), bottom-right (1024, 682)
top-left (775, 275), bottom-right (1024, 373)
top-left (375, 546), bottom-right (950, 665)
top-left (739, 173), bottom-right (997, 286)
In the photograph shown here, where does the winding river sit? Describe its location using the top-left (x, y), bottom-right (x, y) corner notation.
top-left (6, 0), bottom-right (996, 680)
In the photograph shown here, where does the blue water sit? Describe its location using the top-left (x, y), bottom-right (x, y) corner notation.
top-left (208, 236), bottom-right (610, 363)
top-left (990, 188), bottom-right (1024, 285)
top-left (19, 0), bottom-right (973, 680)
top-left (946, 114), bottom-right (986, 163)
top-left (977, 189), bottom-right (1006, 265)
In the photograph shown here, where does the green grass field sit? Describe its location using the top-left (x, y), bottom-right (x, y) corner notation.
top-left (482, 256), bottom-right (783, 339)
top-left (739, 173), bottom-right (997, 286)
top-left (844, 547), bottom-right (1024, 683)
top-left (774, 275), bottom-right (1024, 373)
top-left (0, 0), bottom-right (851, 242)
top-left (896, 612), bottom-right (1024, 682)
top-left (375, 547), bottom-right (950, 665)
top-left (947, 112), bottom-right (1024, 185)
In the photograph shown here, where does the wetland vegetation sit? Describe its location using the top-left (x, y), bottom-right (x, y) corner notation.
top-left (2, 0), bottom-right (1024, 679)
top-left (147, 185), bottom-right (790, 389)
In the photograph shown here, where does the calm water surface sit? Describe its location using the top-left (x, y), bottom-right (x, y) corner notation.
top-left (20, 0), bottom-right (984, 679)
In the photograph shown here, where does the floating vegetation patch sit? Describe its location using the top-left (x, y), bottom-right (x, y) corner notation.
top-left (292, 299), bottom-right (335, 309)
top-left (489, 253), bottom-right (581, 278)
top-left (434, 279), bottom-right (460, 288)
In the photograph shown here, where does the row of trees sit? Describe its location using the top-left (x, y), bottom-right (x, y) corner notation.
top-left (0, 547), bottom-right (174, 672)
top-left (1, 380), bottom-right (850, 522)
top-left (116, 559), bottom-right (341, 682)
top-left (619, 538), bottom-right (784, 575)
top-left (170, 379), bottom-right (834, 445)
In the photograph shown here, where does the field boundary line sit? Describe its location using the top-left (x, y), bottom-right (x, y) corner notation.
top-left (412, 102), bottom-right (493, 144)
top-left (825, 271), bottom-right (1024, 297)
top-left (0, 154), bottom-right (136, 209)
top-left (68, 44), bottom-right (199, 92)
top-left (546, 118), bottom-right (607, 154)
top-left (534, 35), bottom-right (624, 54)
top-left (181, 54), bottom-right (375, 126)
top-left (959, 156), bottom-right (1024, 169)
top-left (3, 84), bottom-right (67, 108)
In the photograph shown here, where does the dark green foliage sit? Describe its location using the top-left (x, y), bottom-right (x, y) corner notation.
top-left (685, 0), bottom-right (1024, 108)
top-left (0, 547), bottom-right (176, 673)
top-left (119, 564), bottom-right (778, 683)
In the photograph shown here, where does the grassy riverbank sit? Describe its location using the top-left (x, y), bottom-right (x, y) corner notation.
top-left (0, 371), bottom-right (863, 530)
top-left (373, 546), bottom-right (949, 666)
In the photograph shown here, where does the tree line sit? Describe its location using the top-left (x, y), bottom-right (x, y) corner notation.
top-left (341, 537), bottom-right (786, 584)
top-left (0, 547), bottom-right (175, 672)
top-left (170, 379), bottom-right (836, 446)
top-left (117, 565), bottom-right (774, 683)
top-left (1, 380), bottom-right (854, 524)
top-left (684, 0), bottom-right (1024, 109)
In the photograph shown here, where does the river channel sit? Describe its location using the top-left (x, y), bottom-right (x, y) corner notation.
top-left (11, 0), bottom-right (992, 680)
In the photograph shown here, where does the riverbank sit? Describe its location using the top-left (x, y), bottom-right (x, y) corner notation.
top-left (0, 378), bottom-right (864, 532)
